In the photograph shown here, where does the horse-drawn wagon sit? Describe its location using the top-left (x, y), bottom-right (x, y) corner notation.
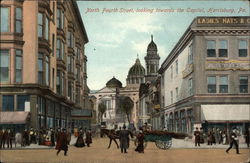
top-left (135, 130), bottom-right (188, 150)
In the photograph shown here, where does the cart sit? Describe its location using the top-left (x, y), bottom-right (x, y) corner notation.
top-left (136, 130), bottom-right (187, 150)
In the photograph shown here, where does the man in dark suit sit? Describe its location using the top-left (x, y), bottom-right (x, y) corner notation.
top-left (6, 129), bottom-right (14, 148)
top-left (226, 129), bottom-right (240, 154)
top-left (119, 125), bottom-right (130, 153)
top-left (194, 127), bottom-right (200, 147)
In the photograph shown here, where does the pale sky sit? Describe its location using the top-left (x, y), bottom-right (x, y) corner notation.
top-left (77, 0), bottom-right (249, 90)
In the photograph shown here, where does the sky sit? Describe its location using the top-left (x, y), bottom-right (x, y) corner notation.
top-left (77, 0), bottom-right (249, 90)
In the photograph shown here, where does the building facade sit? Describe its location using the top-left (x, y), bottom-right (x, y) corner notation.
top-left (159, 17), bottom-right (250, 136)
top-left (0, 0), bottom-right (89, 131)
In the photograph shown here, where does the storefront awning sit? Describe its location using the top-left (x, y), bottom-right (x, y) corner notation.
top-left (0, 111), bottom-right (30, 124)
top-left (201, 104), bottom-right (250, 122)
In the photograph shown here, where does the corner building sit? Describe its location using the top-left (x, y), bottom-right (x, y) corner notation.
top-left (159, 17), bottom-right (250, 138)
top-left (0, 0), bottom-right (89, 131)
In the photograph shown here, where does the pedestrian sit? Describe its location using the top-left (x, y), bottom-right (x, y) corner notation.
top-left (85, 129), bottom-right (92, 147)
top-left (213, 128), bottom-right (219, 144)
top-left (222, 130), bottom-right (227, 145)
top-left (56, 128), bottom-right (68, 156)
top-left (194, 127), bottom-right (200, 147)
top-left (199, 128), bottom-right (204, 144)
top-left (6, 129), bottom-right (14, 148)
top-left (218, 129), bottom-right (223, 144)
top-left (119, 124), bottom-right (130, 153)
top-left (226, 129), bottom-right (240, 154)
top-left (1, 129), bottom-right (7, 148)
top-left (67, 127), bottom-right (72, 145)
top-left (75, 128), bottom-right (85, 147)
top-left (207, 128), bottom-right (213, 145)
top-left (135, 130), bottom-right (144, 153)
top-left (29, 127), bottom-right (36, 144)
top-left (244, 127), bottom-right (250, 148)
top-left (50, 128), bottom-right (55, 146)
top-left (0, 129), bottom-right (4, 149)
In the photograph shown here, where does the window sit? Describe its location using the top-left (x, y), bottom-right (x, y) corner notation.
top-left (188, 44), bottom-right (193, 64)
top-left (2, 95), bottom-right (14, 111)
top-left (17, 95), bottom-right (30, 111)
top-left (239, 76), bottom-right (248, 93)
top-left (67, 56), bottom-right (72, 72)
top-left (15, 7), bottom-right (22, 33)
top-left (207, 76), bottom-right (216, 93)
top-left (207, 40), bottom-right (216, 57)
top-left (52, 68), bottom-right (55, 89)
top-left (188, 78), bottom-right (193, 95)
top-left (38, 13), bottom-right (43, 37)
top-left (239, 40), bottom-right (248, 57)
top-left (57, 8), bottom-right (64, 29)
top-left (15, 50), bottom-right (22, 83)
top-left (45, 56), bottom-right (50, 86)
top-left (170, 91), bottom-right (173, 104)
top-left (68, 81), bottom-right (72, 100)
top-left (38, 53), bottom-right (43, 84)
top-left (175, 87), bottom-right (179, 101)
top-left (170, 66), bottom-right (173, 79)
top-left (219, 40), bottom-right (228, 57)
top-left (219, 76), bottom-right (228, 93)
top-left (175, 60), bottom-right (178, 74)
top-left (61, 72), bottom-right (64, 95)
top-left (56, 70), bottom-right (61, 94)
top-left (0, 7), bottom-right (9, 32)
top-left (0, 50), bottom-right (9, 82)
top-left (67, 31), bottom-right (74, 47)
top-left (45, 16), bottom-right (49, 40)
top-left (56, 39), bottom-right (64, 59)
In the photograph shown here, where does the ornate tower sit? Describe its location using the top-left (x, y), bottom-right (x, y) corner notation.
top-left (144, 35), bottom-right (160, 82)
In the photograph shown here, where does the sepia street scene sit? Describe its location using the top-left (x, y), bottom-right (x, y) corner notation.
top-left (0, 0), bottom-right (249, 163)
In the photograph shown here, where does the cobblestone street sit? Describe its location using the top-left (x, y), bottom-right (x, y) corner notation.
top-left (0, 138), bottom-right (249, 163)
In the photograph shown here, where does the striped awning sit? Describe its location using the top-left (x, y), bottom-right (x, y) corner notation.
top-left (0, 111), bottom-right (30, 124)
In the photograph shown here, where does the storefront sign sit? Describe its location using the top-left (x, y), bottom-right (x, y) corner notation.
top-left (205, 60), bottom-right (250, 71)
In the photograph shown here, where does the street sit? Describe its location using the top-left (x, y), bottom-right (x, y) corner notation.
top-left (0, 137), bottom-right (249, 163)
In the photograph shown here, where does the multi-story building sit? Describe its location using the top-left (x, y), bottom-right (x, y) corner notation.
top-left (0, 0), bottom-right (89, 131)
top-left (159, 16), bottom-right (250, 137)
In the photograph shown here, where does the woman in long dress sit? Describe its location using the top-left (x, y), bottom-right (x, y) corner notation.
top-left (75, 129), bottom-right (85, 147)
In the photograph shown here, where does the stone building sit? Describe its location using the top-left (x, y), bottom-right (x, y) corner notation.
top-left (91, 57), bottom-right (145, 129)
top-left (0, 0), bottom-right (89, 131)
top-left (159, 16), bottom-right (250, 136)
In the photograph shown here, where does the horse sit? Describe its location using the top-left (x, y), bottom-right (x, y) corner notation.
top-left (101, 129), bottom-right (134, 149)
top-left (101, 129), bottom-right (120, 149)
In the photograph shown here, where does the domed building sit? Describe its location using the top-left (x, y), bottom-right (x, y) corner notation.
top-left (126, 57), bottom-right (145, 85)
top-left (106, 76), bottom-right (122, 88)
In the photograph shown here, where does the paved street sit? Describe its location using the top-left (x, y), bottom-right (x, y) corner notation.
top-left (0, 137), bottom-right (249, 163)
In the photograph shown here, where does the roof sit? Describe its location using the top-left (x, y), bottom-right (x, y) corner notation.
top-left (106, 76), bottom-right (122, 88)
top-left (128, 58), bottom-right (145, 76)
top-left (0, 111), bottom-right (30, 124)
top-left (147, 35), bottom-right (157, 52)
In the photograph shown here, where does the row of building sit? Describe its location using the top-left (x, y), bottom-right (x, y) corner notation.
top-left (0, 0), bottom-right (95, 132)
top-left (91, 16), bottom-right (250, 137)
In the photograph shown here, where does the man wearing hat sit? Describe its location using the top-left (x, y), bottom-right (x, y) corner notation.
top-left (226, 128), bottom-right (240, 154)
top-left (119, 124), bottom-right (130, 153)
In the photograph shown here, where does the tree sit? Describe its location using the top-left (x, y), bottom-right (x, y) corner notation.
top-left (98, 102), bottom-right (107, 122)
top-left (119, 96), bottom-right (134, 123)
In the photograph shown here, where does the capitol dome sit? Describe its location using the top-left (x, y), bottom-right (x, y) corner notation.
top-left (106, 76), bottom-right (122, 88)
top-left (128, 58), bottom-right (145, 76)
